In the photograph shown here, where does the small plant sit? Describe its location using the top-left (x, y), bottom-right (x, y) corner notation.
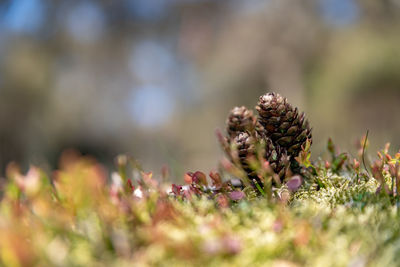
top-left (371, 143), bottom-right (400, 196)
top-left (218, 92), bottom-right (312, 195)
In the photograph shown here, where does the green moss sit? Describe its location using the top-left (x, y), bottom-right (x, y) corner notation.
top-left (1, 147), bottom-right (400, 266)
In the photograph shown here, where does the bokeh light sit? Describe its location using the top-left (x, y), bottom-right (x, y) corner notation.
top-left (64, 1), bottom-right (105, 43)
top-left (128, 85), bottom-right (175, 128)
top-left (3, 0), bottom-right (45, 34)
top-left (319, 0), bottom-right (359, 26)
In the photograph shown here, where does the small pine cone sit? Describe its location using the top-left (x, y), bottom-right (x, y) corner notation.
top-left (231, 132), bottom-right (257, 177)
top-left (256, 92), bottom-right (312, 157)
top-left (226, 106), bottom-right (256, 138)
top-left (263, 137), bottom-right (290, 180)
top-left (232, 132), bottom-right (289, 183)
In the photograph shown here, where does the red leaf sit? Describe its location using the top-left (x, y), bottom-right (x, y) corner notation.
top-left (127, 179), bottom-right (135, 192)
top-left (171, 184), bottom-right (182, 196)
top-left (184, 173), bottom-right (193, 184)
top-left (193, 171), bottom-right (207, 186)
top-left (209, 171), bottom-right (222, 187)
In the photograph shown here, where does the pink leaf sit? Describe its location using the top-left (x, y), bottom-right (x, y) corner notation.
top-left (229, 190), bottom-right (245, 201)
top-left (286, 175), bottom-right (302, 192)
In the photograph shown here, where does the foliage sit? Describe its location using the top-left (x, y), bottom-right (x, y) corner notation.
top-left (1, 141), bottom-right (400, 267)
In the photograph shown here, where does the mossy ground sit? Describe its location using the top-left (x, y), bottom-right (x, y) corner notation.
top-left (0, 143), bottom-right (400, 267)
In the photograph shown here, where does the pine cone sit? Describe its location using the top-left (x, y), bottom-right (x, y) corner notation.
top-left (256, 92), bottom-right (312, 157)
top-left (231, 132), bottom-right (257, 177)
top-left (226, 106), bottom-right (256, 138)
top-left (232, 132), bottom-right (289, 182)
top-left (263, 137), bottom-right (290, 180)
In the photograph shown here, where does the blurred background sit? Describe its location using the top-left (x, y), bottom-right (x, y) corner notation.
top-left (1, 0), bottom-right (400, 179)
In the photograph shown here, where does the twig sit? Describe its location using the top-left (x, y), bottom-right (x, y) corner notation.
top-left (362, 129), bottom-right (370, 176)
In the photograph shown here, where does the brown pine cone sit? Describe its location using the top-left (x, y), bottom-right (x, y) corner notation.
top-left (226, 106), bottom-right (256, 138)
top-left (256, 92), bottom-right (312, 157)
